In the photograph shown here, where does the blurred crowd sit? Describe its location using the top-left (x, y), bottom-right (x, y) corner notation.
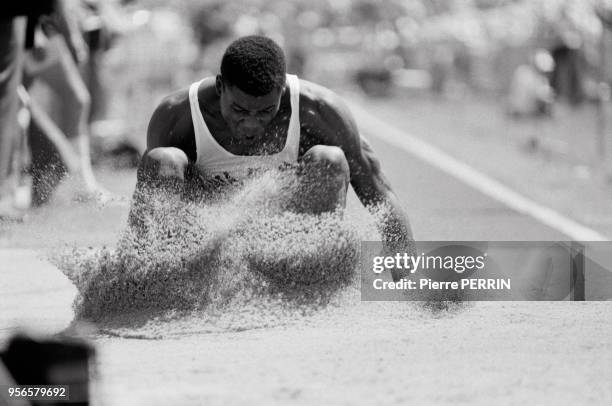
top-left (2, 0), bottom-right (612, 221)
top-left (0, 0), bottom-right (132, 221)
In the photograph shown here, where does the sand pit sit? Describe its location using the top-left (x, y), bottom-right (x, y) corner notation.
top-left (52, 169), bottom-right (390, 337)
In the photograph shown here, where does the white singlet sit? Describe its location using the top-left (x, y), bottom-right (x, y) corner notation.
top-left (188, 74), bottom-right (301, 180)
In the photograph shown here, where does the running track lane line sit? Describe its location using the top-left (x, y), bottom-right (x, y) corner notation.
top-left (346, 100), bottom-right (609, 242)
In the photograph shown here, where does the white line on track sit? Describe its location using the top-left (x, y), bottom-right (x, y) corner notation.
top-left (347, 100), bottom-right (609, 242)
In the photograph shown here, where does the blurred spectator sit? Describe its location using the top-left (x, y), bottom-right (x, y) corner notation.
top-left (0, 17), bottom-right (26, 221)
top-left (429, 44), bottom-right (453, 94)
top-left (190, 1), bottom-right (231, 52)
top-left (1, 2), bottom-right (59, 220)
top-left (550, 31), bottom-right (585, 106)
top-left (24, 0), bottom-right (109, 205)
top-left (187, 0), bottom-right (232, 78)
top-left (80, 0), bottom-right (124, 124)
top-left (508, 49), bottom-right (555, 151)
top-left (508, 49), bottom-right (555, 118)
top-left (355, 66), bottom-right (393, 97)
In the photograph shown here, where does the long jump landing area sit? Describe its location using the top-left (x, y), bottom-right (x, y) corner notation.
top-left (0, 249), bottom-right (76, 342)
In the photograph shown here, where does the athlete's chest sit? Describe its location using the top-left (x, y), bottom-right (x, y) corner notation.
top-left (204, 114), bottom-right (292, 156)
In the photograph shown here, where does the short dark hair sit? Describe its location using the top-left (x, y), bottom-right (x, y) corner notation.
top-left (220, 36), bottom-right (287, 96)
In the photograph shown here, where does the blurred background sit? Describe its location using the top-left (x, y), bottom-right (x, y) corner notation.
top-left (3, 0), bottom-right (612, 236)
top-left (90, 0), bottom-right (612, 171)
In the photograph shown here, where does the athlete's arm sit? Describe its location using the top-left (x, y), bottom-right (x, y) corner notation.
top-left (146, 92), bottom-right (190, 152)
top-left (128, 92), bottom-right (192, 234)
top-left (304, 85), bottom-right (416, 275)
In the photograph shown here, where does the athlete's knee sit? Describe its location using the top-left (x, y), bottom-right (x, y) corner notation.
top-left (140, 147), bottom-right (188, 181)
top-left (302, 145), bottom-right (349, 180)
top-left (292, 145), bottom-right (349, 214)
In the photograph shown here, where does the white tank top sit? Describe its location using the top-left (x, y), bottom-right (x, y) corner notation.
top-left (188, 74), bottom-right (301, 179)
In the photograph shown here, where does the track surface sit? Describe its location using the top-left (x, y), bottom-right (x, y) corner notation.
top-left (1, 102), bottom-right (611, 405)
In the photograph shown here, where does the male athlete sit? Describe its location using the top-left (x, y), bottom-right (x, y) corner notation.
top-left (128, 35), bottom-right (415, 275)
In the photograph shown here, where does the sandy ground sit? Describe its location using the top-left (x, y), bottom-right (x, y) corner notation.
top-left (93, 302), bottom-right (611, 406)
top-left (1, 100), bottom-right (612, 405)
top-left (2, 245), bottom-right (610, 406)
top-left (2, 256), bottom-right (610, 406)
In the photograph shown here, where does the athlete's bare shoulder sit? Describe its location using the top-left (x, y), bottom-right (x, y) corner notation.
top-left (146, 86), bottom-right (200, 161)
top-left (298, 79), bottom-right (346, 116)
top-left (298, 79), bottom-right (359, 147)
top-left (147, 88), bottom-right (189, 148)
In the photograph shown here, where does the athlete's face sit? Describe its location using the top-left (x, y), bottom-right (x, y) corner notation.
top-left (217, 76), bottom-right (283, 142)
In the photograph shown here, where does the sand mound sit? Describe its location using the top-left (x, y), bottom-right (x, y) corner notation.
top-left (52, 168), bottom-right (467, 337)
top-left (54, 169), bottom-right (372, 334)
top-left (245, 211), bottom-right (359, 286)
